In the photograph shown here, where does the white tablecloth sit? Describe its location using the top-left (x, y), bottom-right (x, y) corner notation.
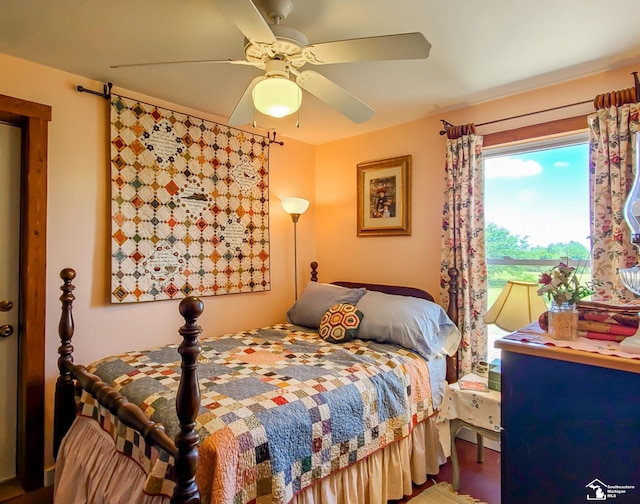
top-left (437, 373), bottom-right (501, 458)
top-left (505, 322), bottom-right (640, 359)
top-left (442, 373), bottom-right (502, 432)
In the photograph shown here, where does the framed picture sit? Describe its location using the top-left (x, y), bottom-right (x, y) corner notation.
top-left (357, 155), bottom-right (411, 236)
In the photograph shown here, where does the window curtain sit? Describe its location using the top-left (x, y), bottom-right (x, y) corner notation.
top-left (588, 101), bottom-right (640, 301)
top-left (440, 127), bottom-right (488, 378)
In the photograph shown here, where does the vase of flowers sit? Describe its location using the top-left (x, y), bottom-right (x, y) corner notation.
top-left (538, 262), bottom-right (593, 340)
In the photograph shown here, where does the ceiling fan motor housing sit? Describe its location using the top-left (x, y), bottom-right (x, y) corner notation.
top-left (244, 24), bottom-right (308, 70)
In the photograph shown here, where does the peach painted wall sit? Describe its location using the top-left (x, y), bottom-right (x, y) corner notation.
top-left (314, 63), bottom-right (640, 301)
top-left (0, 52), bottom-right (316, 467)
top-left (314, 123), bottom-right (446, 296)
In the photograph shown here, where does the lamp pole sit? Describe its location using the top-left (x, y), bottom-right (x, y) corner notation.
top-left (281, 197), bottom-right (309, 301)
top-left (291, 213), bottom-right (300, 300)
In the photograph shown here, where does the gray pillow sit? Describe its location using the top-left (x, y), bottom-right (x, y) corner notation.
top-left (355, 290), bottom-right (461, 359)
top-left (287, 282), bottom-right (367, 328)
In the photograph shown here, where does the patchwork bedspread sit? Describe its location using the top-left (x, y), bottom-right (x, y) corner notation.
top-left (78, 324), bottom-right (435, 504)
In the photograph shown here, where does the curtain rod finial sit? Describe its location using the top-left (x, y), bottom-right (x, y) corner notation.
top-left (440, 119), bottom-right (454, 136)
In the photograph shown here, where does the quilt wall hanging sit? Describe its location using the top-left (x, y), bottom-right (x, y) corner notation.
top-left (110, 94), bottom-right (271, 303)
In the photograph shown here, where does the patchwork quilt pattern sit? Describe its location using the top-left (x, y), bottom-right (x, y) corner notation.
top-left (78, 324), bottom-right (435, 504)
top-left (110, 94), bottom-right (271, 303)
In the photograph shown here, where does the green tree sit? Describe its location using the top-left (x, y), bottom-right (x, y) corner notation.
top-left (485, 222), bottom-right (531, 259)
top-left (485, 222), bottom-right (591, 287)
top-left (486, 222), bottom-right (589, 260)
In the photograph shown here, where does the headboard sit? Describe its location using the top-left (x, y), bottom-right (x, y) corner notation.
top-left (331, 281), bottom-right (435, 303)
top-left (309, 261), bottom-right (460, 383)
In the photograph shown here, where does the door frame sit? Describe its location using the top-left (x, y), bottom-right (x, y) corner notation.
top-left (0, 94), bottom-right (50, 491)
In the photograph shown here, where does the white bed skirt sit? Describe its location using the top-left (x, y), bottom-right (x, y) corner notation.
top-left (54, 414), bottom-right (445, 504)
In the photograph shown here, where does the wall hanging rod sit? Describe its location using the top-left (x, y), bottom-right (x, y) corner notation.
top-left (77, 82), bottom-right (112, 100)
top-left (267, 130), bottom-right (284, 146)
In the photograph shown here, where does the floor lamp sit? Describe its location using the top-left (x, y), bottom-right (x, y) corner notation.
top-left (282, 197), bottom-right (309, 300)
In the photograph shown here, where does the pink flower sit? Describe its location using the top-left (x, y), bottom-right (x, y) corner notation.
top-left (539, 273), bottom-right (552, 285)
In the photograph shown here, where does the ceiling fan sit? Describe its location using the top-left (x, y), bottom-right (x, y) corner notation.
top-left (111, 0), bottom-right (431, 126)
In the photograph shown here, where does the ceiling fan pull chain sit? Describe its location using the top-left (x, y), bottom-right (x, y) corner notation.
top-left (296, 85), bottom-right (300, 128)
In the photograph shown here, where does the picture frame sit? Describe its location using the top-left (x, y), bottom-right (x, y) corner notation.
top-left (357, 155), bottom-right (411, 236)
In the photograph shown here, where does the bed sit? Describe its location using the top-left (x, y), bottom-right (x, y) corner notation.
top-left (53, 262), bottom-right (461, 504)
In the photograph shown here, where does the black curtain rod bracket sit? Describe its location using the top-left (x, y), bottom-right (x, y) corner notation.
top-left (77, 82), bottom-right (112, 100)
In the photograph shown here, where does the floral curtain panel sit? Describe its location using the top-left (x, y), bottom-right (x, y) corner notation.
top-left (440, 133), bottom-right (488, 377)
top-left (588, 102), bottom-right (640, 302)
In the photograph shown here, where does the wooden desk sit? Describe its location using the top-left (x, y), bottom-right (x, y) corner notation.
top-left (496, 333), bottom-right (640, 503)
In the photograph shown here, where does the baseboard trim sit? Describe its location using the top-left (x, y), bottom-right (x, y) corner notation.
top-left (43, 467), bottom-right (54, 488)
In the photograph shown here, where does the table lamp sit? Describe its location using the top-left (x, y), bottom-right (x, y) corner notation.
top-left (483, 280), bottom-right (548, 332)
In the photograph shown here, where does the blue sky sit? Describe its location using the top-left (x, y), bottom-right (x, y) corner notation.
top-left (484, 143), bottom-right (590, 249)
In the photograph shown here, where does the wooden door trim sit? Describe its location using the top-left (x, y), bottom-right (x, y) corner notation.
top-left (0, 93), bottom-right (50, 491)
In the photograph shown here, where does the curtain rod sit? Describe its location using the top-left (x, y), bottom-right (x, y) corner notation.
top-left (440, 70), bottom-right (640, 136)
top-left (439, 98), bottom-right (592, 136)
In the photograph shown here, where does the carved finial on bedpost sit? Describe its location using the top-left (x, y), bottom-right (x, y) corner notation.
top-left (447, 267), bottom-right (459, 324)
top-left (310, 261), bottom-right (318, 282)
top-left (173, 296), bottom-right (204, 504)
top-left (446, 267), bottom-right (460, 384)
top-left (54, 268), bottom-right (77, 458)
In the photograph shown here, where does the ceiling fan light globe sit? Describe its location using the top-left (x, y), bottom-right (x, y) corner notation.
top-left (252, 77), bottom-right (301, 118)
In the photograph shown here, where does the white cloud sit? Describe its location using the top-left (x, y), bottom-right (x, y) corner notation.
top-left (484, 156), bottom-right (542, 179)
top-left (554, 161), bottom-right (570, 168)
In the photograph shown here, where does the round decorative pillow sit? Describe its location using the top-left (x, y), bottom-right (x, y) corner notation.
top-left (318, 303), bottom-right (364, 343)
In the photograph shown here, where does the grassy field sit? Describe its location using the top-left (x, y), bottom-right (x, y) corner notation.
top-left (487, 265), bottom-right (592, 307)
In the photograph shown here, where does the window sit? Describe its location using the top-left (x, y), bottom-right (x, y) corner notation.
top-left (484, 133), bottom-right (590, 361)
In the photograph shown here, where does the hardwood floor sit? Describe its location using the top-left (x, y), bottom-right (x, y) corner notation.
top-left (392, 438), bottom-right (501, 504)
top-left (0, 482), bottom-right (52, 504)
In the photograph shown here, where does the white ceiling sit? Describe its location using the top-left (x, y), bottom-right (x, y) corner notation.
top-left (1, 0), bottom-right (640, 145)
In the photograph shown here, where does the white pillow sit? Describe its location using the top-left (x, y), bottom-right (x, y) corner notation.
top-left (286, 282), bottom-right (367, 328)
top-left (355, 290), bottom-right (461, 359)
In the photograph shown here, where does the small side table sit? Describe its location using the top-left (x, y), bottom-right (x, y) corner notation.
top-left (441, 374), bottom-right (502, 491)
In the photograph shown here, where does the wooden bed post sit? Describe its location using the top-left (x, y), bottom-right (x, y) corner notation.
top-left (172, 296), bottom-right (204, 504)
top-left (53, 268), bottom-right (77, 458)
top-left (310, 261), bottom-right (318, 282)
top-left (446, 267), bottom-right (460, 384)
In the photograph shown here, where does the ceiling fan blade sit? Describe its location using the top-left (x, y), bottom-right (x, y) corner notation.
top-left (303, 32), bottom-right (431, 65)
top-left (227, 76), bottom-right (263, 126)
top-left (296, 71), bottom-right (374, 123)
top-left (212, 0), bottom-right (276, 45)
top-left (111, 59), bottom-right (256, 69)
